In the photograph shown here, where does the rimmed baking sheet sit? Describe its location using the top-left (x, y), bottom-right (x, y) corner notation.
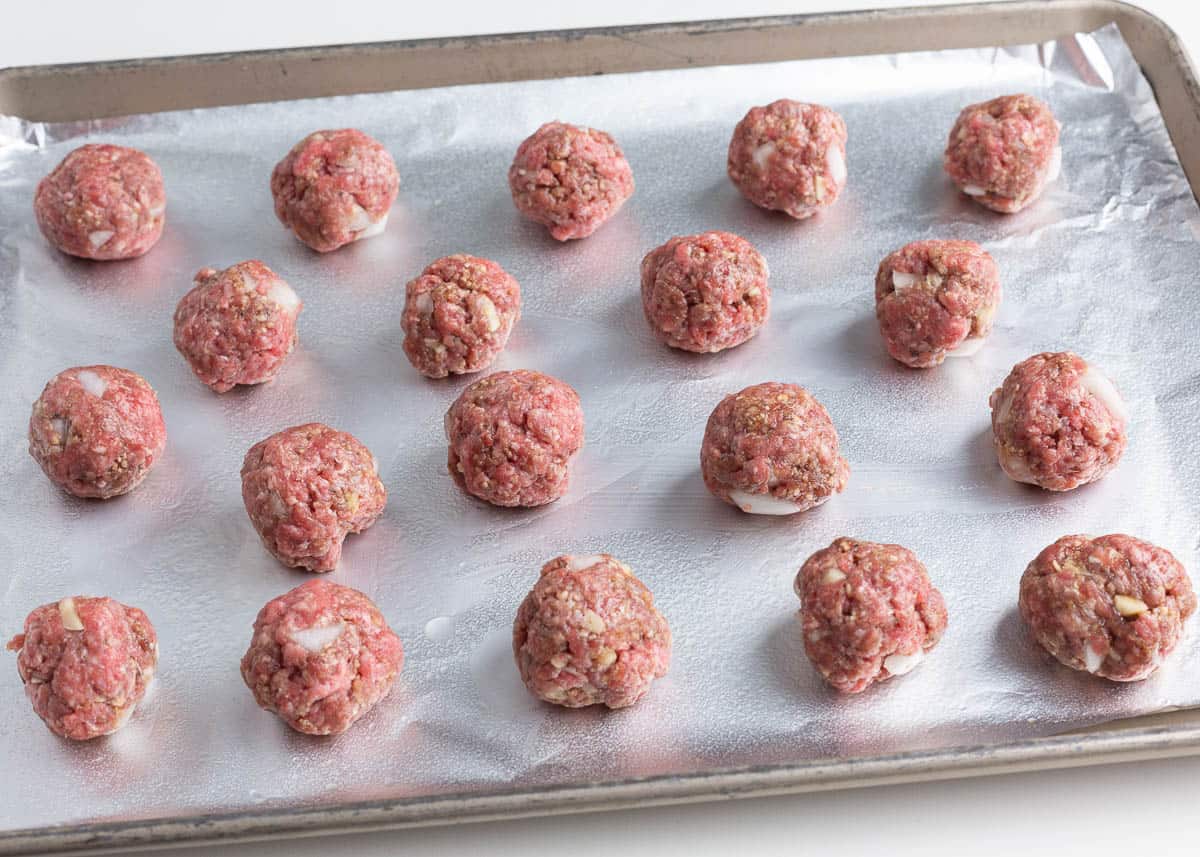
top-left (3, 5), bottom-right (1200, 854)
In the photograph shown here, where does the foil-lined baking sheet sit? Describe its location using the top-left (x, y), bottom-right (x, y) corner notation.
top-left (2, 22), bottom-right (1199, 836)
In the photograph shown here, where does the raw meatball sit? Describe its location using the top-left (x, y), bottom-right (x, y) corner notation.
top-left (640, 231), bottom-right (770, 353)
top-left (944, 93), bottom-right (1061, 214)
top-left (401, 254), bottom-right (521, 378)
top-left (270, 129), bottom-right (400, 253)
top-left (6, 596), bottom-right (157, 740)
top-left (513, 554), bottom-right (670, 709)
top-left (445, 370), bottom-right (584, 507)
top-left (241, 579), bottom-right (403, 735)
top-left (241, 423), bottom-right (387, 572)
top-left (701, 382), bottom-right (849, 515)
top-left (1019, 534), bottom-right (1195, 681)
top-left (874, 239), bottom-right (1000, 368)
top-left (727, 100), bottom-right (848, 219)
top-left (173, 260), bottom-right (303, 393)
top-left (28, 365), bottom-right (167, 500)
top-left (990, 352), bottom-right (1127, 491)
top-left (507, 121), bottom-right (634, 241)
top-left (33, 144), bottom-right (166, 260)
top-left (796, 538), bottom-right (947, 693)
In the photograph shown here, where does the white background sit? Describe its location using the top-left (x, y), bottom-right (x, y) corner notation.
top-left (4, 2), bottom-right (1200, 855)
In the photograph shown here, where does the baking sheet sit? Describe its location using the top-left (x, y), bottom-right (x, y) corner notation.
top-left (2, 20), bottom-right (1200, 836)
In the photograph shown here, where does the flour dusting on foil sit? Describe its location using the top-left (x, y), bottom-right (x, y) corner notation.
top-left (1, 23), bottom-right (1198, 834)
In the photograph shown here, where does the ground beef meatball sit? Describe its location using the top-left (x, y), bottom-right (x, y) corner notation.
top-left (241, 579), bottom-right (403, 735)
top-left (1019, 534), bottom-right (1195, 681)
top-left (701, 382), bottom-right (849, 515)
top-left (874, 239), bottom-right (1000, 368)
top-left (513, 554), bottom-right (670, 709)
top-left (727, 100), bottom-right (847, 219)
top-left (507, 121), bottom-right (635, 241)
top-left (401, 254), bottom-right (521, 378)
top-left (796, 538), bottom-right (947, 693)
top-left (990, 352), bottom-right (1127, 491)
top-left (270, 129), bottom-right (400, 253)
top-left (445, 370), bottom-right (585, 507)
top-left (7, 596), bottom-right (157, 740)
top-left (944, 93), bottom-right (1061, 214)
top-left (640, 231), bottom-right (770, 353)
top-left (241, 424), bottom-right (387, 572)
top-left (33, 144), bottom-right (166, 261)
top-left (173, 260), bottom-right (303, 393)
top-left (28, 365), bottom-right (167, 500)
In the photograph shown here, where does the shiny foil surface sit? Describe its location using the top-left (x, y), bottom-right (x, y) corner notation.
top-left (2, 23), bottom-right (1199, 836)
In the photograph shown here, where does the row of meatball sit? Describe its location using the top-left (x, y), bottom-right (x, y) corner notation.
top-left (26, 341), bottom-right (1127, 558)
top-left (8, 528), bottom-right (1193, 741)
top-left (28, 123), bottom-right (604, 261)
top-left (2, 553), bottom-right (659, 739)
top-left (121, 229), bottom-right (1031, 406)
top-left (30, 91), bottom-right (1060, 268)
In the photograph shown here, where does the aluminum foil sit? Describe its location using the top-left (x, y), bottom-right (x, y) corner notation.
top-left (2, 22), bottom-right (1200, 836)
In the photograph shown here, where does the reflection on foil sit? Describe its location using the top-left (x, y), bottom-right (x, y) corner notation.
top-left (1, 22), bottom-right (1199, 836)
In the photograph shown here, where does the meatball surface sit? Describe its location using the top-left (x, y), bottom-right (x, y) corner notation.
top-left (507, 121), bottom-right (634, 241)
top-left (241, 423), bottom-right (387, 572)
top-left (874, 239), bottom-right (1000, 367)
top-left (513, 554), bottom-right (671, 709)
top-left (640, 231), bottom-right (770, 353)
top-left (401, 254), bottom-right (521, 378)
top-left (173, 260), bottom-right (303, 393)
top-left (270, 129), bottom-right (400, 253)
top-left (727, 100), bottom-right (847, 219)
top-left (29, 365), bottom-right (167, 499)
top-left (7, 596), bottom-right (158, 740)
top-left (990, 352), bottom-right (1127, 491)
top-left (34, 143), bottom-right (166, 260)
top-left (241, 579), bottom-right (403, 735)
top-left (701, 382), bottom-right (849, 515)
top-left (944, 93), bottom-right (1061, 213)
top-left (445, 370), bottom-right (585, 507)
top-left (1019, 534), bottom-right (1195, 681)
top-left (797, 538), bottom-right (947, 693)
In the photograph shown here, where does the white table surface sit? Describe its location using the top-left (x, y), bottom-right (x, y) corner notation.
top-left (4, 2), bottom-right (1200, 855)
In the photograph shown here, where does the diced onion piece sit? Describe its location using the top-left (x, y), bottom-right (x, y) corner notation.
top-left (891, 271), bottom-right (919, 291)
top-left (826, 144), bottom-right (847, 186)
top-left (291, 622), bottom-right (346, 653)
top-left (347, 204), bottom-right (373, 232)
top-left (565, 555), bottom-right (607, 572)
top-left (76, 370), bottom-right (108, 398)
top-left (962, 184), bottom-right (987, 197)
top-left (267, 279), bottom-right (301, 313)
top-left (1080, 366), bottom-right (1129, 424)
top-left (997, 447), bottom-right (1037, 485)
top-left (1114, 594), bottom-right (1148, 618)
top-left (58, 598), bottom-right (84, 631)
top-left (884, 650), bottom-right (924, 676)
top-left (477, 295), bottom-right (501, 332)
top-left (1084, 643), bottom-right (1104, 673)
top-left (752, 141), bottom-right (777, 171)
top-left (355, 212), bottom-right (389, 239)
top-left (88, 230), bottom-right (115, 249)
top-left (728, 489), bottom-right (804, 516)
